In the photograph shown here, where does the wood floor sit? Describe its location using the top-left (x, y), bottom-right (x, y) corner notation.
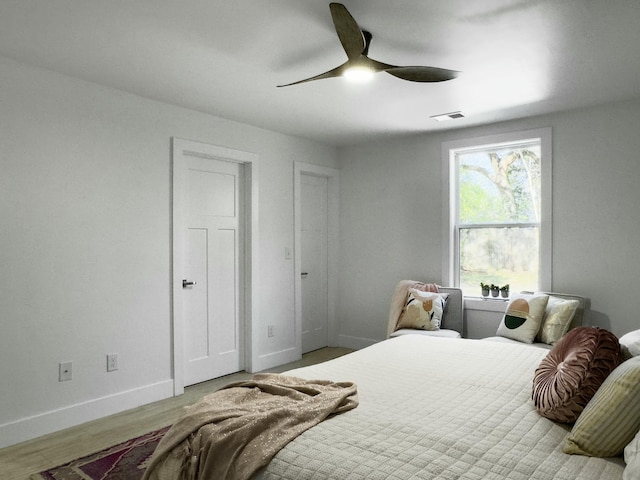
top-left (0, 347), bottom-right (353, 480)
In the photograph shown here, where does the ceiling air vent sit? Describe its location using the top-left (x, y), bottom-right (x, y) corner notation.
top-left (430, 111), bottom-right (465, 122)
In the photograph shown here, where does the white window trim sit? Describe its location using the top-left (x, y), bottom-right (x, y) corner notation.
top-left (441, 128), bottom-right (553, 308)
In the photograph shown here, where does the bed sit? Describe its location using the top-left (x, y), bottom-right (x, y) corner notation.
top-left (146, 282), bottom-right (638, 480)
top-left (261, 335), bottom-right (624, 480)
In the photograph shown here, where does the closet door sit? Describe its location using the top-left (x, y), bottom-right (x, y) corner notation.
top-left (300, 173), bottom-right (328, 353)
top-left (180, 156), bottom-right (244, 386)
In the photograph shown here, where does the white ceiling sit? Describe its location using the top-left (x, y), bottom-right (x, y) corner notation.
top-left (1, 0), bottom-right (639, 146)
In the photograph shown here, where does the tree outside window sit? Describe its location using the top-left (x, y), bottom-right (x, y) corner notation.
top-left (454, 139), bottom-right (543, 296)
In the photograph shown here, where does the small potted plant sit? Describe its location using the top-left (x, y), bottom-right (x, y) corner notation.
top-left (480, 282), bottom-right (490, 297)
top-left (490, 284), bottom-right (500, 297)
top-left (500, 284), bottom-right (510, 298)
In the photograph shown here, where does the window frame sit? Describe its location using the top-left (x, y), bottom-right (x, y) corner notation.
top-left (442, 128), bottom-right (553, 298)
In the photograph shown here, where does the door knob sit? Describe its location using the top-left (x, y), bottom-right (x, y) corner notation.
top-left (301, 272), bottom-right (308, 277)
top-left (182, 279), bottom-right (197, 288)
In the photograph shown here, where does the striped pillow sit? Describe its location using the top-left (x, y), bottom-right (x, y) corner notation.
top-left (564, 356), bottom-right (640, 457)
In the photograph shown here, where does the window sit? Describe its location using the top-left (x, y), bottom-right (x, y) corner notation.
top-left (442, 128), bottom-right (552, 298)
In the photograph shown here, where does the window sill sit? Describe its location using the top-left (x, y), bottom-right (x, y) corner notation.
top-left (464, 297), bottom-right (509, 313)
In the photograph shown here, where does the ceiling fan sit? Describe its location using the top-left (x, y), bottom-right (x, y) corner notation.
top-left (278, 2), bottom-right (460, 87)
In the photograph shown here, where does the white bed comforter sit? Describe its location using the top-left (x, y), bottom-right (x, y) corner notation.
top-left (259, 335), bottom-right (624, 480)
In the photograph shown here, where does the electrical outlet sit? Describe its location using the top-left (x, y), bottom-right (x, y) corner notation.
top-left (268, 325), bottom-right (275, 338)
top-left (107, 353), bottom-right (119, 372)
top-left (59, 362), bottom-right (72, 382)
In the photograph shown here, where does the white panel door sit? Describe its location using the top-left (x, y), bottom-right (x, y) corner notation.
top-left (182, 157), bottom-right (243, 386)
top-left (301, 174), bottom-right (328, 353)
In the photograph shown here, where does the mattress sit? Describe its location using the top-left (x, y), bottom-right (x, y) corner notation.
top-left (148, 335), bottom-right (625, 479)
top-left (259, 335), bottom-right (624, 480)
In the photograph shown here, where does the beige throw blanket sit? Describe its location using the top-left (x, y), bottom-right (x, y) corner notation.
top-left (142, 373), bottom-right (358, 480)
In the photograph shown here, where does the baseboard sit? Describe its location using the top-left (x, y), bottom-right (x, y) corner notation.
top-left (251, 346), bottom-right (299, 373)
top-left (0, 379), bottom-right (174, 449)
top-left (338, 334), bottom-right (379, 350)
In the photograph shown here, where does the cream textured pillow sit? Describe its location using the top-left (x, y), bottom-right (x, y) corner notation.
top-left (620, 329), bottom-right (640, 360)
top-left (496, 293), bottom-right (549, 343)
top-left (396, 289), bottom-right (445, 331)
top-left (537, 297), bottom-right (580, 345)
top-left (624, 430), bottom-right (640, 480)
top-left (564, 356), bottom-right (640, 457)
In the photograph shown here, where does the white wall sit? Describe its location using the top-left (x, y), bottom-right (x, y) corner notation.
top-left (0, 56), bottom-right (337, 447)
top-left (4, 50), bottom-right (639, 448)
top-left (337, 99), bottom-right (640, 344)
top-left (337, 137), bottom-right (446, 345)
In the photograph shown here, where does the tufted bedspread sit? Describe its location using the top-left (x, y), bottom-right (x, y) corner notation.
top-left (258, 335), bottom-right (624, 480)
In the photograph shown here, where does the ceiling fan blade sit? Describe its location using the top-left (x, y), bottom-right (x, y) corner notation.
top-left (277, 63), bottom-right (348, 87)
top-left (364, 56), bottom-right (396, 72)
top-left (329, 3), bottom-right (365, 60)
top-left (384, 65), bottom-right (460, 82)
top-left (362, 35), bottom-right (459, 81)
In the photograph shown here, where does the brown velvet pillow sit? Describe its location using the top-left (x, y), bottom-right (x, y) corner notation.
top-left (532, 327), bottom-right (621, 423)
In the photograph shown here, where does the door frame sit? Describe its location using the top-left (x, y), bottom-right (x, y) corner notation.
top-left (294, 162), bottom-right (339, 352)
top-left (172, 138), bottom-right (259, 395)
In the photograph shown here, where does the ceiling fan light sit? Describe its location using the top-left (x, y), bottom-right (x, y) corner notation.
top-left (343, 65), bottom-right (375, 82)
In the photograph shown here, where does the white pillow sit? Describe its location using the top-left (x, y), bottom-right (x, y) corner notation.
top-left (496, 293), bottom-right (549, 343)
top-left (625, 424), bottom-right (640, 479)
top-left (396, 289), bottom-right (445, 331)
top-left (620, 330), bottom-right (640, 360)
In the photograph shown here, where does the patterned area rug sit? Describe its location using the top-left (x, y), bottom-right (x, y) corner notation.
top-left (30, 426), bottom-right (170, 480)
